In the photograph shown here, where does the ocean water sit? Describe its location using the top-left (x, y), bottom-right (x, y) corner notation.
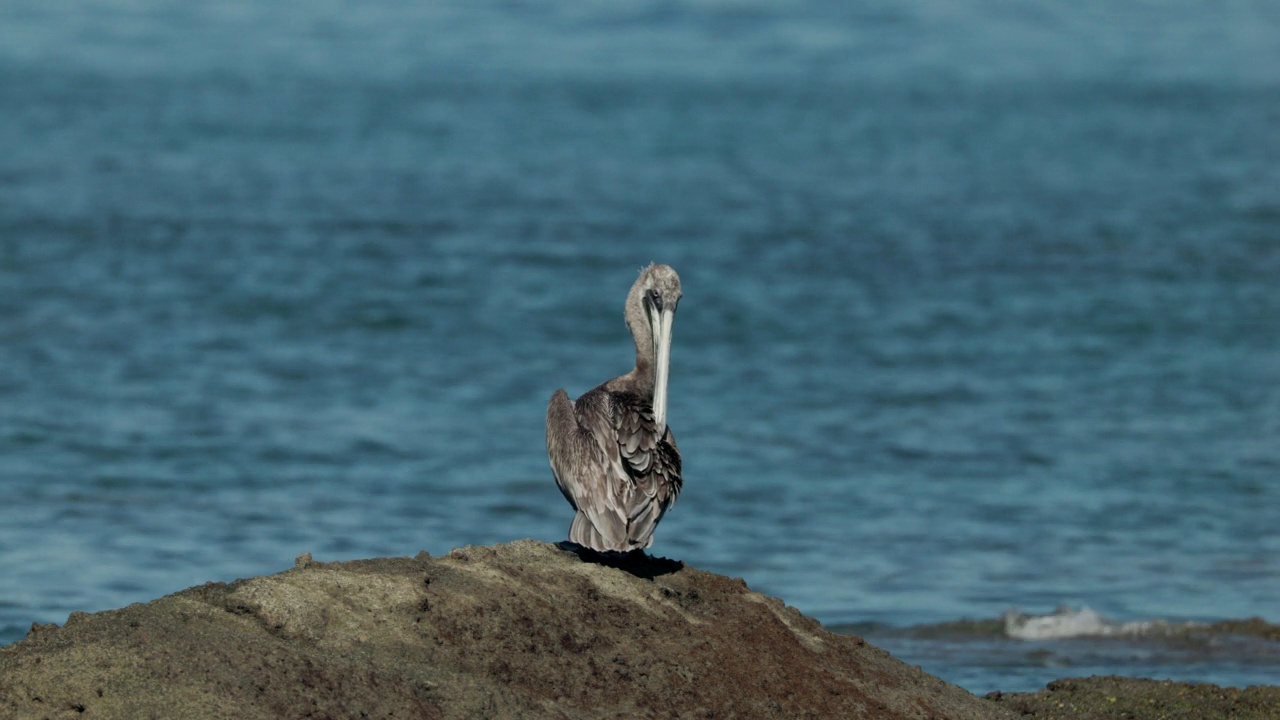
top-left (2, 0), bottom-right (1279, 694)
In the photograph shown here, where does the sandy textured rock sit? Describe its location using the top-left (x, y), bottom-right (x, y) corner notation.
top-left (0, 540), bottom-right (1014, 720)
top-left (992, 676), bottom-right (1280, 720)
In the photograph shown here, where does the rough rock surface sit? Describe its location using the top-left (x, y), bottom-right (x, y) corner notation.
top-left (0, 540), bottom-right (1014, 720)
top-left (995, 676), bottom-right (1280, 720)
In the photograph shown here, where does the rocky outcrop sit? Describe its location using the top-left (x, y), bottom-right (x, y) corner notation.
top-left (0, 540), bottom-right (1013, 719)
top-left (993, 676), bottom-right (1280, 720)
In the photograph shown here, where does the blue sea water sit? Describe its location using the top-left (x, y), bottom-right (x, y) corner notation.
top-left (2, 0), bottom-right (1279, 694)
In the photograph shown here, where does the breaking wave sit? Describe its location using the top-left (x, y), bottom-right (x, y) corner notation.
top-left (835, 606), bottom-right (1280, 644)
top-left (832, 608), bottom-right (1280, 692)
top-left (1002, 606), bottom-right (1172, 640)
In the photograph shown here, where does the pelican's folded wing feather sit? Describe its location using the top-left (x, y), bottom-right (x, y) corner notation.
top-left (546, 388), bottom-right (630, 549)
top-left (609, 391), bottom-right (683, 548)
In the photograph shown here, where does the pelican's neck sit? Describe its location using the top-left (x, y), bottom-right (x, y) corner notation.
top-left (621, 289), bottom-right (655, 392)
top-left (620, 289), bottom-right (664, 432)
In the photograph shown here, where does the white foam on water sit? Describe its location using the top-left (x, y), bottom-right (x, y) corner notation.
top-left (1002, 606), bottom-right (1165, 640)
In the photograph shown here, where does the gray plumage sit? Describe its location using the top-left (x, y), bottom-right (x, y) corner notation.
top-left (546, 264), bottom-right (683, 553)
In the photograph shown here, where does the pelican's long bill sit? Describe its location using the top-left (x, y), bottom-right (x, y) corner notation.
top-left (648, 303), bottom-right (675, 436)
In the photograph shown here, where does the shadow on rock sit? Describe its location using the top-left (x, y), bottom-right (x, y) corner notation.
top-left (555, 540), bottom-right (684, 579)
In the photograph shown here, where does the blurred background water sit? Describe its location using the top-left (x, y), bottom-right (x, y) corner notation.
top-left (2, 0), bottom-right (1279, 694)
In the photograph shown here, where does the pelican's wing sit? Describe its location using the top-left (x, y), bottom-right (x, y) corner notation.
top-left (546, 388), bottom-right (631, 549)
top-left (609, 391), bottom-right (683, 548)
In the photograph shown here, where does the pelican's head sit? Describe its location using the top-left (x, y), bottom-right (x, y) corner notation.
top-left (626, 263), bottom-right (682, 435)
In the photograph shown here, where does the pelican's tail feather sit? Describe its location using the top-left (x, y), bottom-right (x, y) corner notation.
top-left (569, 511), bottom-right (608, 551)
top-left (569, 511), bottom-right (647, 553)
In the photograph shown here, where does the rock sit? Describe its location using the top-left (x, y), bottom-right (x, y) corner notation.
top-left (0, 540), bottom-right (1014, 720)
top-left (992, 676), bottom-right (1280, 720)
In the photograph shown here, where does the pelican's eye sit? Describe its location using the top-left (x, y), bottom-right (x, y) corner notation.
top-left (645, 288), bottom-right (663, 311)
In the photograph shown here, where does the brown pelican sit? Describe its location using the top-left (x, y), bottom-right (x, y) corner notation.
top-left (546, 263), bottom-right (683, 553)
